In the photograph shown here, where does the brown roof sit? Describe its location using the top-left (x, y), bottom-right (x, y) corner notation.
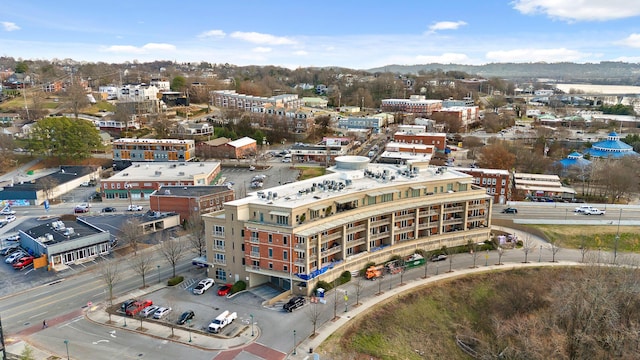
top-left (202, 137), bottom-right (230, 146)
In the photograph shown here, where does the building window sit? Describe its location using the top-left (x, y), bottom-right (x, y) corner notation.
top-left (492, 178), bottom-right (497, 185)
top-left (482, 178), bottom-right (487, 185)
top-left (251, 246), bottom-right (260, 257)
top-left (275, 215), bottom-right (288, 225)
top-left (283, 236), bottom-right (288, 245)
top-left (268, 248), bottom-right (273, 258)
top-left (283, 250), bottom-right (288, 260)
top-left (214, 225), bottom-right (224, 237)
top-left (268, 234), bottom-right (273, 243)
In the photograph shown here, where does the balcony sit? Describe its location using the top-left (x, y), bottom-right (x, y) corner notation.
top-left (250, 251), bottom-right (260, 258)
top-left (213, 245), bottom-right (225, 252)
top-left (322, 232), bottom-right (342, 242)
top-left (394, 213), bottom-right (414, 221)
top-left (294, 243), bottom-right (307, 250)
top-left (345, 224), bottom-right (366, 234)
top-left (321, 245), bottom-right (342, 257)
top-left (250, 237), bottom-right (260, 244)
top-left (294, 258), bottom-right (307, 266)
top-left (443, 206), bottom-right (464, 213)
top-left (213, 231), bottom-right (225, 237)
top-left (213, 258), bottom-right (227, 266)
top-left (369, 231), bottom-right (390, 241)
top-left (370, 218), bottom-right (390, 227)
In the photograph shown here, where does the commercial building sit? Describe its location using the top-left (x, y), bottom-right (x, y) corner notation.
top-left (149, 185), bottom-right (235, 221)
top-left (203, 156), bottom-right (492, 295)
top-left (381, 96), bottom-right (442, 115)
top-left (512, 173), bottom-right (576, 200)
top-left (290, 138), bottom-right (353, 164)
top-left (19, 219), bottom-right (112, 271)
top-left (101, 161), bottom-right (220, 200)
top-left (392, 131), bottom-right (447, 152)
top-left (337, 116), bottom-right (386, 134)
top-left (210, 90), bottom-right (303, 112)
top-left (112, 138), bottom-right (195, 163)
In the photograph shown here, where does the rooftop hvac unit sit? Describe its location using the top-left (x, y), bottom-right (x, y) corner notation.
top-left (155, 171), bottom-right (162, 176)
top-left (134, 164), bottom-right (140, 167)
top-left (63, 228), bottom-right (75, 236)
top-left (272, 192), bottom-right (278, 199)
top-left (178, 172), bottom-right (185, 176)
top-left (170, 164), bottom-right (177, 168)
top-left (199, 163), bottom-right (205, 167)
top-left (164, 189), bottom-right (171, 195)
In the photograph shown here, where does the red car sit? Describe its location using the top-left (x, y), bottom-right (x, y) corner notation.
top-left (126, 300), bottom-right (153, 316)
top-left (13, 256), bottom-right (34, 270)
top-left (217, 284), bottom-right (233, 296)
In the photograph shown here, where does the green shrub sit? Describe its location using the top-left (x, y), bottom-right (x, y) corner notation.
top-left (167, 276), bottom-right (184, 286)
top-left (231, 280), bottom-right (246, 293)
top-left (315, 280), bottom-right (332, 294)
top-left (339, 271), bottom-right (351, 285)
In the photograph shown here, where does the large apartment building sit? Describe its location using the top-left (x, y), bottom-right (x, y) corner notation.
top-left (203, 156), bottom-right (492, 295)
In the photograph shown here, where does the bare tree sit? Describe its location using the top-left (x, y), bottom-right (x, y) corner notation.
top-left (99, 260), bottom-right (121, 324)
top-left (306, 302), bottom-right (322, 337)
top-left (549, 239), bottom-right (561, 263)
top-left (120, 218), bottom-right (142, 255)
top-left (353, 276), bottom-right (364, 306)
top-left (65, 82), bottom-right (90, 119)
top-left (521, 235), bottom-right (535, 263)
top-left (468, 239), bottom-right (479, 268)
top-left (159, 233), bottom-right (185, 278)
top-left (186, 212), bottom-right (206, 257)
top-left (580, 237), bottom-right (589, 263)
top-left (443, 246), bottom-right (455, 273)
top-left (131, 253), bottom-right (154, 288)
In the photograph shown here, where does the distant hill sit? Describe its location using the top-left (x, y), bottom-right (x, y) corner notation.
top-left (367, 62), bottom-right (640, 84)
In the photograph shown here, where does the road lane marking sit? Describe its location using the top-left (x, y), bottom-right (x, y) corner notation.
top-left (28, 311), bottom-right (48, 320)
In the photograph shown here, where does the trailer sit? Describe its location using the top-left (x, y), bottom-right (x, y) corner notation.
top-left (403, 253), bottom-right (426, 269)
top-left (365, 265), bottom-right (384, 280)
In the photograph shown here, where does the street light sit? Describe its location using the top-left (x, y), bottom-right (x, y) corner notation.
top-left (250, 314), bottom-right (254, 336)
top-left (64, 339), bottom-right (70, 360)
top-left (157, 265), bottom-right (161, 284)
top-left (123, 315), bottom-right (127, 327)
top-left (293, 329), bottom-right (297, 355)
top-left (538, 245), bottom-right (542, 262)
top-left (344, 291), bottom-right (348, 313)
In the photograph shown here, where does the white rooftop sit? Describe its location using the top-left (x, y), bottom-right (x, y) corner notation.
top-left (227, 137), bottom-right (256, 148)
top-left (110, 161), bottom-right (220, 181)
top-left (226, 157), bottom-right (470, 209)
top-left (452, 167), bottom-right (510, 176)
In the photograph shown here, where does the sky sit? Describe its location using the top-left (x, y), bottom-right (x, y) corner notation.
top-left (2, 0), bottom-right (640, 70)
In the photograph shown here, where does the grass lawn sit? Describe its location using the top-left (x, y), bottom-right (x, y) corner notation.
top-left (528, 224), bottom-right (640, 252)
top-left (297, 166), bottom-right (326, 180)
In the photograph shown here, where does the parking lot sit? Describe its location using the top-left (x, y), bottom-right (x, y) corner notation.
top-left (218, 162), bottom-right (300, 198)
top-left (114, 273), bottom-right (285, 338)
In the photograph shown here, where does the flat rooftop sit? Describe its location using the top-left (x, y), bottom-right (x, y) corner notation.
top-left (226, 159), bottom-right (472, 209)
top-left (23, 219), bottom-right (104, 245)
top-left (109, 162), bottom-right (220, 181)
top-left (154, 185), bottom-right (231, 197)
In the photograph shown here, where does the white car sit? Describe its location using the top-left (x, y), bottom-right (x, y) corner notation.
top-left (3, 234), bottom-right (20, 242)
top-left (5, 215), bottom-right (16, 223)
top-left (193, 278), bottom-right (215, 295)
top-left (5, 251), bottom-right (26, 264)
top-left (140, 305), bottom-right (159, 318)
top-left (153, 307), bottom-right (172, 319)
top-left (127, 205), bottom-right (143, 211)
top-left (0, 208), bottom-right (15, 215)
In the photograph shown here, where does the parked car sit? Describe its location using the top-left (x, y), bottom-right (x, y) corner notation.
top-left (13, 256), bottom-right (34, 270)
top-left (101, 207), bottom-right (117, 213)
top-left (430, 254), bottom-right (448, 262)
top-left (6, 251), bottom-right (27, 264)
top-left (574, 205), bottom-right (593, 213)
top-left (193, 278), bottom-right (215, 295)
top-left (3, 234), bottom-right (20, 242)
top-left (126, 300), bottom-right (153, 316)
top-left (153, 307), bottom-right (172, 319)
top-left (283, 296), bottom-right (306, 312)
top-left (252, 175), bottom-right (267, 182)
top-left (80, 181), bottom-right (90, 187)
top-left (0, 245), bottom-right (20, 256)
top-left (282, 157), bottom-right (292, 163)
top-left (0, 207), bottom-right (15, 215)
top-left (120, 299), bottom-right (137, 311)
top-left (5, 215), bottom-right (16, 223)
top-left (217, 284), bottom-right (233, 296)
top-left (584, 208), bottom-right (606, 215)
top-left (177, 310), bottom-right (195, 325)
top-left (140, 305), bottom-right (159, 318)
top-left (502, 207), bottom-right (518, 214)
top-left (127, 204), bottom-right (143, 211)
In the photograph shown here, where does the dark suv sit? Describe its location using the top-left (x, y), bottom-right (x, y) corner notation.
top-left (283, 296), bottom-right (306, 312)
top-left (502, 207), bottom-right (518, 214)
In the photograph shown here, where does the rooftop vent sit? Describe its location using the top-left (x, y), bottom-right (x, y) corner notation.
top-left (164, 189), bottom-right (171, 195)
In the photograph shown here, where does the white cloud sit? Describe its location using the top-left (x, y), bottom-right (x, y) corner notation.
top-left (230, 31), bottom-right (296, 45)
top-left (615, 33), bottom-right (640, 48)
top-left (293, 50), bottom-right (308, 56)
top-left (485, 47), bottom-right (589, 62)
top-left (427, 21), bottom-right (467, 34)
top-left (512, 0), bottom-right (640, 21)
top-left (1, 21), bottom-right (20, 31)
top-left (198, 29), bottom-right (226, 39)
top-left (252, 47), bottom-right (271, 53)
top-left (102, 43), bottom-right (176, 54)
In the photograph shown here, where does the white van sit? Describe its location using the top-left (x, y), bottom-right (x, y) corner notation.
top-left (282, 154), bottom-right (292, 163)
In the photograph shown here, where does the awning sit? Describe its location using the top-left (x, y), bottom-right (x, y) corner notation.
top-left (309, 204), bottom-right (326, 211)
top-left (410, 185), bottom-right (426, 190)
top-left (335, 196), bottom-right (360, 205)
top-left (269, 210), bottom-right (290, 217)
top-left (367, 189), bottom-right (399, 197)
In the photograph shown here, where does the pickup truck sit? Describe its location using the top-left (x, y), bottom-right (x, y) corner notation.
top-left (208, 310), bottom-right (237, 333)
top-left (126, 300), bottom-right (153, 316)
